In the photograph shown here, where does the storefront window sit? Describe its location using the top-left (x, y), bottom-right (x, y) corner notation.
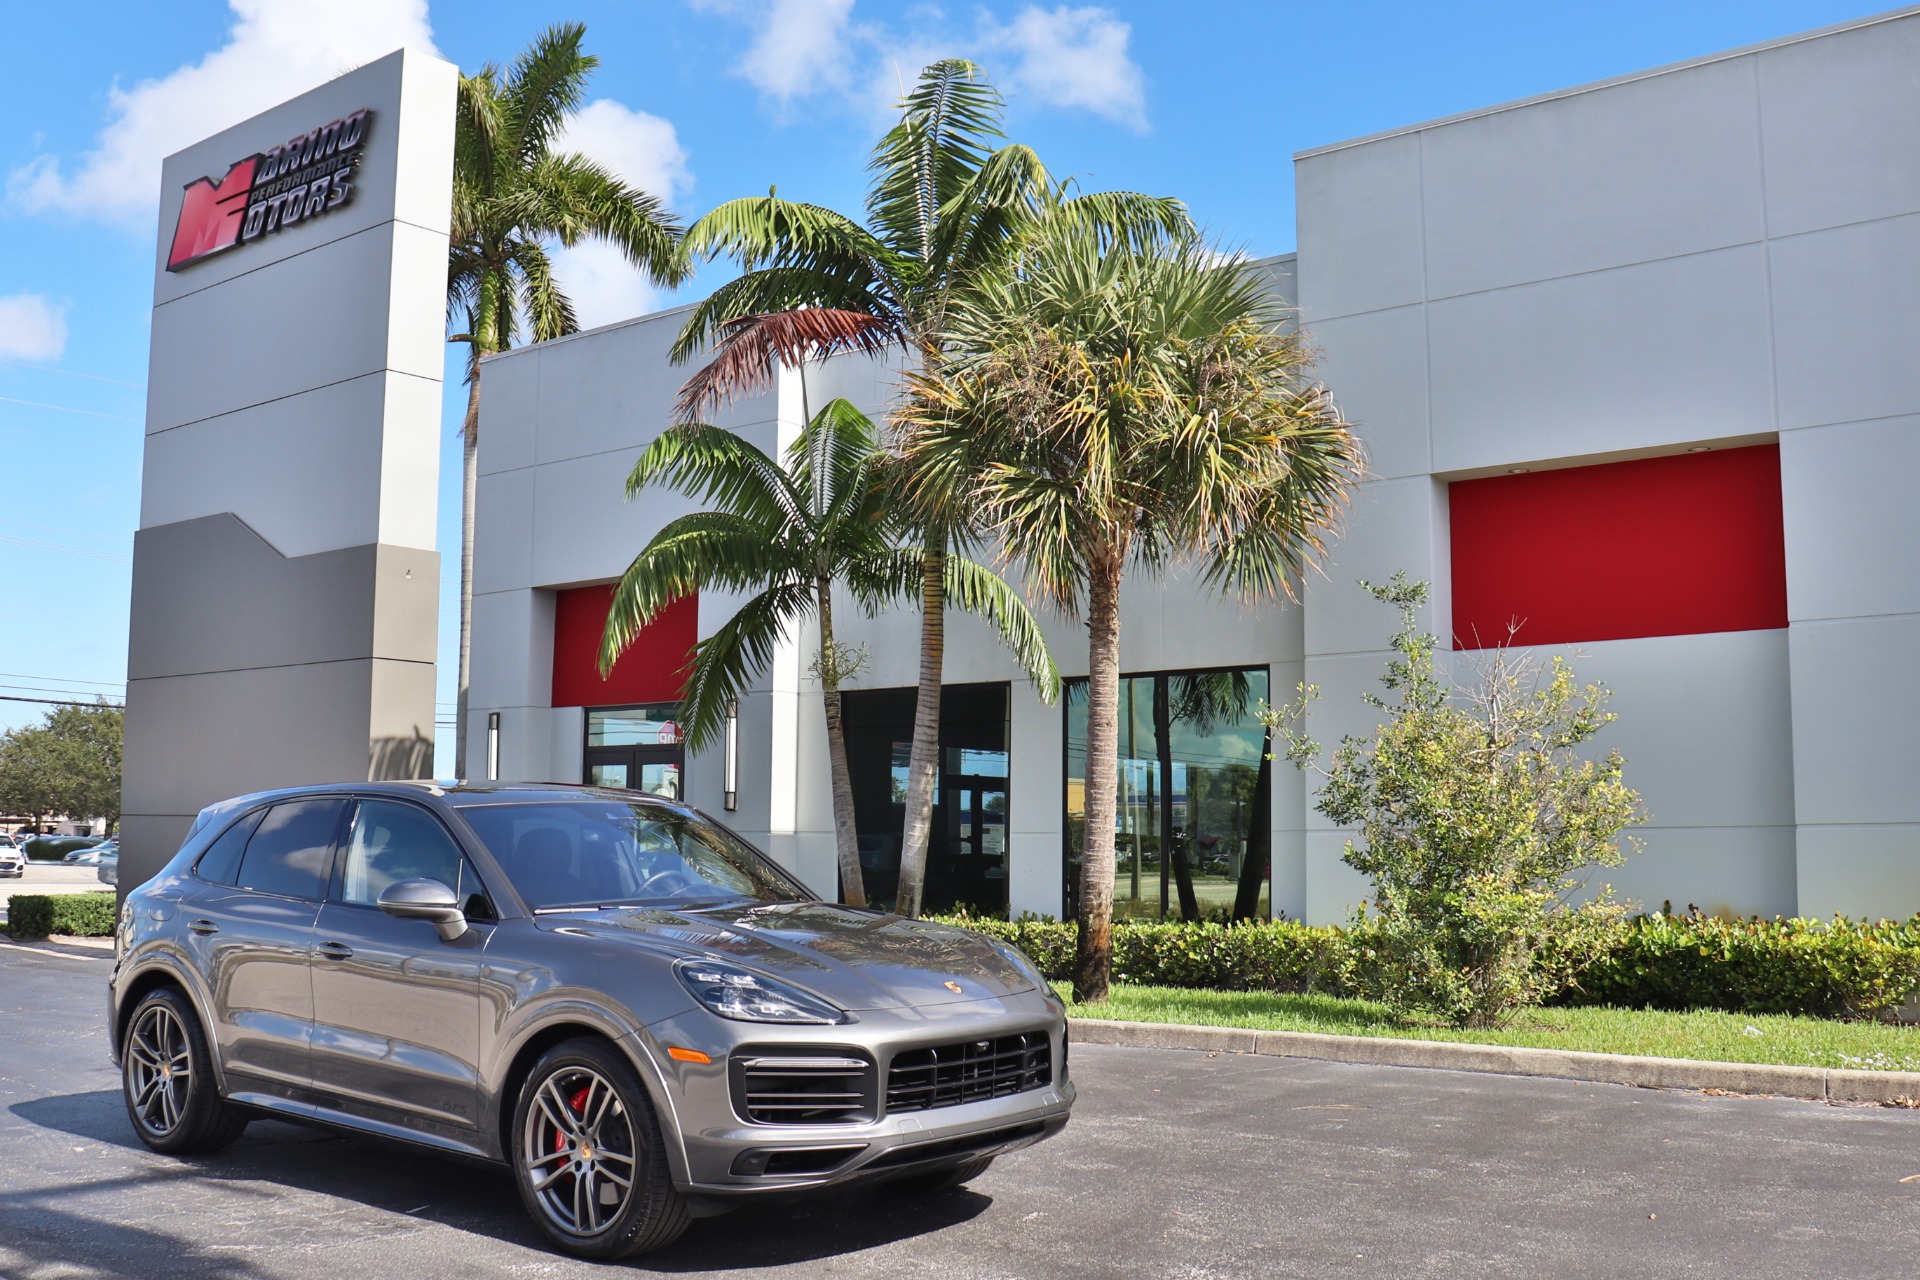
top-left (587, 705), bottom-right (684, 747)
top-left (1065, 667), bottom-right (1272, 921)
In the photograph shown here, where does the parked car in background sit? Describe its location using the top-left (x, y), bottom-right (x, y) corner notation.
top-left (0, 844), bottom-right (24, 877)
top-left (111, 781), bottom-right (1072, 1260)
top-left (97, 847), bottom-right (119, 886)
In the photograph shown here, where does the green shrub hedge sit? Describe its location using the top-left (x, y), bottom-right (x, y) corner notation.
top-left (931, 911), bottom-right (1920, 1022)
top-left (6, 892), bottom-right (117, 938)
top-left (22, 836), bottom-right (102, 861)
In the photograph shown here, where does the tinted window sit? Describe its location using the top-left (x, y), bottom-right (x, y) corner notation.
top-left (195, 810), bottom-right (264, 886)
top-left (340, 800), bottom-right (489, 916)
top-left (461, 801), bottom-right (806, 911)
top-left (237, 800), bottom-right (345, 900)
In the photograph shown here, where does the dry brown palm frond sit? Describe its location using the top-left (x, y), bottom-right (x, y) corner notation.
top-left (674, 308), bottom-right (903, 422)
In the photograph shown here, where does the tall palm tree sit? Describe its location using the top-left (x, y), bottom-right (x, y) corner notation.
top-left (447, 23), bottom-right (686, 778)
top-left (668, 60), bottom-right (1184, 917)
top-left (898, 224), bottom-right (1364, 1001)
top-left (599, 400), bottom-right (1055, 908)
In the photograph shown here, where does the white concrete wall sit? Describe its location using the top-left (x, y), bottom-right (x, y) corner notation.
top-left (1294, 7), bottom-right (1920, 922)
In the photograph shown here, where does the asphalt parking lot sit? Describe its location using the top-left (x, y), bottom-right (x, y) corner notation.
top-left (4, 942), bottom-right (1919, 1279)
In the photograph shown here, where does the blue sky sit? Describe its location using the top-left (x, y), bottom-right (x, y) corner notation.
top-left (0, 0), bottom-right (1881, 763)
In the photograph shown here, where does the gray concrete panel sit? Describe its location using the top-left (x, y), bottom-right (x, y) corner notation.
top-left (1428, 246), bottom-right (1774, 473)
top-left (146, 224), bottom-right (424, 434)
top-left (1787, 615), bottom-right (1920, 828)
top-left (1308, 305), bottom-right (1430, 481)
top-left (1759, 12), bottom-right (1920, 238)
top-left (1780, 416), bottom-right (1920, 623)
top-left (128, 516), bottom-right (435, 679)
top-left (1295, 130), bottom-right (1426, 321)
top-left (1770, 212), bottom-right (1920, 430)
top-left (1420, 55), bottom-right (1764, 299)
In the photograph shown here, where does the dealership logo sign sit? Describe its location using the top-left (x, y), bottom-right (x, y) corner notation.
top-left (166, 110), bottom-right (373, 272)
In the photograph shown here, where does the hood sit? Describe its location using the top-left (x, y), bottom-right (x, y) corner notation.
top-left (537, 901), bottom-right (1035, 1011)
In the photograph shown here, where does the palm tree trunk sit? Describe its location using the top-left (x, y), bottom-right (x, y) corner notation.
top-left (894, 543), bottom-right (945, 919)
top-left (1074, 545), bottom-right (1125, 1003)
top-left (455, 371), bottom-right (481, 780)
top-left (816, 574), bottom-right (868, 908)
top-left (1231, 731), bottom-right (1273, 921)
top-left (1153, 677), bottom-right (1200, 921)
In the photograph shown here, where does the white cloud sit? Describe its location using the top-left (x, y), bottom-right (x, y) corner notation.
top-left (9, 0), bottom-right (438, 229)
top-left (982, 6), bottom-right (1145, 131)
top-left (551, 101), bottom-right (695, 330)
top-left (0, 296), bottom-right (69, 361)
top-left (691, 0), bottom-right (1147, 127)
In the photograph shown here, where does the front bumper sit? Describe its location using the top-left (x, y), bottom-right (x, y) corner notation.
top-left (639, 992), bottom-right (1075, 1195)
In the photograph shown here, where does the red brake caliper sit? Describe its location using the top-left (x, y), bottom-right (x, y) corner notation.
top-left (555, 1084), bottom-right (591, 1158)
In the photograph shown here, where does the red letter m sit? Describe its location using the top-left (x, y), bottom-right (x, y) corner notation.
top-left (166, 157), bottom-right (259, 272)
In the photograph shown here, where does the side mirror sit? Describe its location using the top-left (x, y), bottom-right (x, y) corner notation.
top-left (376, 877), bottom-right (468, 941)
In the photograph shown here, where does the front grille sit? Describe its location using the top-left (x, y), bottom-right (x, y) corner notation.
top-left (732, 1054), bottom-right (875, 1125)
top-left (886, 1031), bottom-right (1052, 1114)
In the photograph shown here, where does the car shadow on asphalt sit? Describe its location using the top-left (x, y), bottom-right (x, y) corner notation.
top-left (11, 1090), bottom-right (993, 1273)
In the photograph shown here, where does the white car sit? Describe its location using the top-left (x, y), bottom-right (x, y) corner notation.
top-left (0, 845), bottom-right (23, 878)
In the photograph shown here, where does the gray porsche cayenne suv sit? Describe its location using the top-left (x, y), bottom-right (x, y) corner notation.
top-left (109, 782), bottom-right (1072, 1259)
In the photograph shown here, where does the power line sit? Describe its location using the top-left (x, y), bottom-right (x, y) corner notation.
top-left (0, 694), bottom-right (123, 708)
top-left (0, 533), bottom-right (133, 564)
top-left (0, 355), bottom-right (144, 388)
top-left (0, 671), bottom-right (125, 688)
top-left (0, 395), bottom-right (141, 424)
top-left (0, 518), bottom-right (133, 545)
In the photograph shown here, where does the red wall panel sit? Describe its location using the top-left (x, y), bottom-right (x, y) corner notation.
top-left (1449, 445), bottom-right (1787, 650)
top-left (551, 586), bottom-right (697, 708)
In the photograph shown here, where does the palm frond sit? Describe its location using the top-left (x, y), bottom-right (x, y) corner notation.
top-left (943, 554), bottom-right (1061, 701)
top-left (505, 23), bottom-right (596, 170)
top-left (674, 582), bottom-right (816, 752)
top-left (508, 236), bottom-right (576, 343)
top-left (625, 423), bottom-right (808, 532)
top-left (868, 59), bottom-right (1003, 262)
top-left (676, 308), bottom-right (903, 422)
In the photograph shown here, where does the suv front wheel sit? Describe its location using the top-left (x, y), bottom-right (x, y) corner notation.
top-left (510, 1037), bottom-right (689, 1259)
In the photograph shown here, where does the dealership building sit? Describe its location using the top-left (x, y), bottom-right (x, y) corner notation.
top-left (120, 12), bottom-right (1920, 924)
top-left (458, 8), bottom-right (1920, 926)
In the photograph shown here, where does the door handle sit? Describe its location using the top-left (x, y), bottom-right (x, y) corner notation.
top-left (317, 941), bottom-right (354, 960)
top-left (188, 919), bottom-right (219, 935)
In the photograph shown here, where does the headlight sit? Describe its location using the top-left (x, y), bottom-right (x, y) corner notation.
top-left (673, 958), bottom-right (846, 1024)
top-left (988, 939), bottom-right (1049, 992)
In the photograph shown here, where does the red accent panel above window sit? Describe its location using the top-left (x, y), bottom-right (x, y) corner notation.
top-left (1449, 445), bottom-right (1787, 650)
top-left (551, 586), bottom-right (697, 708)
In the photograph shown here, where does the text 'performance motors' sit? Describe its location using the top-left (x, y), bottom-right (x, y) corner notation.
top-left (166, 110), bottom-right (373, 272)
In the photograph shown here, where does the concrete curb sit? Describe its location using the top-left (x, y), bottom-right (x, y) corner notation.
top-left (1069, 1017), bottom-right (1920, 1105)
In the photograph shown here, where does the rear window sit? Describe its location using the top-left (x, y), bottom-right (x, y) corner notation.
top-left (195, 810), bottom-right (265, 886)
top-left (236, 799), bottom-right (346, 900)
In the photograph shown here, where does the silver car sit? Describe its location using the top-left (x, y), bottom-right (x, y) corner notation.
top-left (109, 782), bottom-right (1072, 1260)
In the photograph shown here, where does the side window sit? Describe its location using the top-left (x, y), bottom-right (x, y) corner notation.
top-left (340, 800), bottom-right (482, 912)
top-left (195, 810), bottom-right (264, 886)
top-left (237, 800), bottom-right (346, 900)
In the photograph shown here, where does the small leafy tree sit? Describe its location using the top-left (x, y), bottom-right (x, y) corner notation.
top-left (1272, 574), bottom-right (1643, 1028)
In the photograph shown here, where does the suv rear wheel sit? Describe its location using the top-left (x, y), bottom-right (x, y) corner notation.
top-left (121, 987), bottom-right (249, 1154)
top-left (510, 1037), bottom-right (689, 1259)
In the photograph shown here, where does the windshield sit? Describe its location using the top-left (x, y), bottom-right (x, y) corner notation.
top-left (459, 801), bottom-right (809, 911)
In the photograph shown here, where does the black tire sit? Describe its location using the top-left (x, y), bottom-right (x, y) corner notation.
top-left (894, 1155), bottom-right (994, 1193)
top-left (510, 1037), bottom-right (689, 1260)
top-left (121, 987), bottom-right (249, 1154)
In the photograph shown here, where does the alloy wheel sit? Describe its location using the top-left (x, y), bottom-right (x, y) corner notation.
top-left (126, 1003), bottom-right (192, 1138)
top-left (521, 1066), bottom-right (639, 1237)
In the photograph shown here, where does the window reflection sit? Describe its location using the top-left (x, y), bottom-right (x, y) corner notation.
top-left (1065, 667), bottom-right (1272, 922)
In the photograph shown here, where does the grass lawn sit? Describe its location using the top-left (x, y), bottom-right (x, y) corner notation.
top-left (1058, 983), bottom-right (1920, 1072)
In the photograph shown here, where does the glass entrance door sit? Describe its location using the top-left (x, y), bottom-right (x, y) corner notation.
top-left (585, 706), bottom-right (684, 800)
top-left (935, 761), bottom-right (1009, 909)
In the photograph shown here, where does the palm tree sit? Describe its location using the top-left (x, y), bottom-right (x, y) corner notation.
top-left (898, 224), bottom-right (1364, 1001)
top-left (667, 59), bottom-right (1185, 917)
top-left (598, 400), bottom-right (1055, 908)
top-left (447, 23), bottom-right (686, 778)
